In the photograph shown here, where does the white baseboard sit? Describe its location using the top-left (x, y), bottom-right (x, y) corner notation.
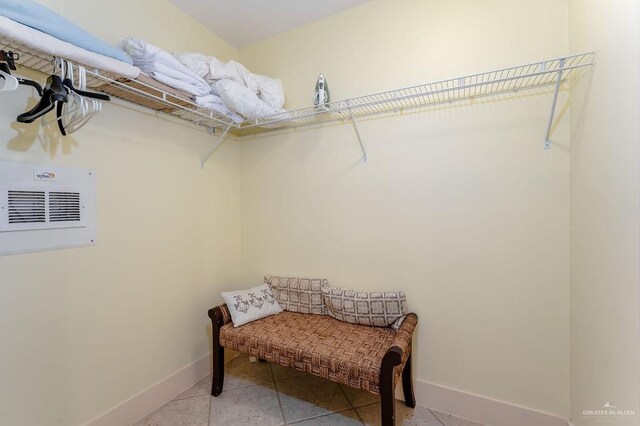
top-left (83, 349), bottom-right (239, 426)
top-left (409, 378), bottom-right (569, 426)
top-left (84, 352), bottom-right (567, 426)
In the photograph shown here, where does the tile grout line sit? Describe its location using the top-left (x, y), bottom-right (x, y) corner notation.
top-left (270, 363), bottom-right (289, 426)
top-left (273, 372), bottom-right (362, 425)
top-left (352, 400), bottom-right (378, 425)
top-left (336, 384), bottom-right (366, 425)
top-left (427, 408), bottom-right (446, 426)
top-left (287, 407), bottom-right (362, 425)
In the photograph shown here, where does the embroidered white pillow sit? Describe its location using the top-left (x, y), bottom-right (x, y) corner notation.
top-left (221, 284), bottom-right (283, 327)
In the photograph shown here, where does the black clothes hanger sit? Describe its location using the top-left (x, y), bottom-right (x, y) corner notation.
top-left (53, 59), bottom-right (110, 135)
top-left (55, 100), bottom-right (67, 136)
top-left (0, 50), bottom-right (17, 70)
top-left (16, 74), bottom-right (68, 123)
top-left (61, 77), bottom-right (110, 101)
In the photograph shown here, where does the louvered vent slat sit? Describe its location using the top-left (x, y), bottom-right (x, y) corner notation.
top-left (49, 192), bottom-right (81, 222)
top-left (7, 191), bottom-right (46, 224)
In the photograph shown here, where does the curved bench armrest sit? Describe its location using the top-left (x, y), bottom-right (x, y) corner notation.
top-left (381, 313), bottom-right (418, 424)
top-left (381, 313), bottom-right (418, 370)
top-left (391, 313), bottom-right (418, 357)
top-left (208, 304), bottom-right (232, 327)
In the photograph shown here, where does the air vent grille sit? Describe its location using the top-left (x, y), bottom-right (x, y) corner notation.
top-left (0, 162), bottom-right (96, 255)
top-left (1, 186), bottom-right (86, 232)
top-left (49, 192), bottom-right (81, 222)
top-left (8, 190), bottom-right (46, 224)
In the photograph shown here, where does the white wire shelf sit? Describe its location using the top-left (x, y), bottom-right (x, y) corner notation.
top-left (0, 34), bottom-right (238, 132)
top-left (236, 52), bottom-right (594, 136)
top-left (0, 32), bottom-right (593, 163)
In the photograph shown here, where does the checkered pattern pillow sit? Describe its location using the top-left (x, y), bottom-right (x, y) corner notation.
top-left (265, 275), bottom-right (328, 315)
top-left (321, 287), bottom-right (407, 327)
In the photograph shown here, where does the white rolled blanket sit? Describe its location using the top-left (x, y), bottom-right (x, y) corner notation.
top-left (195, 94), bottom-right (244, 124)
top-left (120, 37), bottom-right (210, 97)
top-left (249, 74), bottom-right (285, 112)
top-left (175, 52), bottom-right (286, 110)
top-left (213, 79), bottom-right (282, 120)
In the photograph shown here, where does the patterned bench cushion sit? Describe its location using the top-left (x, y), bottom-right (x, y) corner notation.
top-left (265, 275), bottom-right (328, 315)
top-left (321, 287), bottom-right (407, 327)
top-left (219, 310), bottom-right (417, 394)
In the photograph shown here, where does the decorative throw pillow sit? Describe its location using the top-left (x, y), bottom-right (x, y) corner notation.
top-left (265, 275), bottom-right (328, 315)
top-left (321, 287), bottom-right (408, 327)
top-left (221, 284), bottom-right (282, 327)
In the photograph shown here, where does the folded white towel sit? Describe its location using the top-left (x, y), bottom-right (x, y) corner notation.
top-left (0, 15), bottom-right (140, 79)
top-left (196, 93), bottom-right (226, 107)
top-left (195, 93), bottom-right (244, 124)
top-left (249, 74), bottom-right (285, 111)
top-left (210, 58), bottom-right (251, 86)
top-left (147, 71), bottom-right (208, 97)
top-left (175, 52), bottom-right (286, 110)
top-left (173, 52), bottom-right (211, 79)
top-left (147, 62), bottom-right (207, 90)
top-left (214, 79), bottom-right (281, 120)
top-left (120, 37), bottom-right (210, 96)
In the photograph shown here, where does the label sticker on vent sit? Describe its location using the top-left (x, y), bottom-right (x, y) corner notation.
top-left (33, 170), bottom-right (57, 182)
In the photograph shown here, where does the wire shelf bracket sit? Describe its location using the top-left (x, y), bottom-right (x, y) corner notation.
top-left (201, 124), bottom-right (232, 168)
top-left (347, 102), bottom-right (368, 163)
top-left (544, 58), bottom-right (566, 150)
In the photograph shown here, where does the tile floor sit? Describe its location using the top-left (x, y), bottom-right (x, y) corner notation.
top-left (135, 354), bottom-right (485, 426)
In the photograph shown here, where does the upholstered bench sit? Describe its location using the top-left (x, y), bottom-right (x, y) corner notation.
top-left (208, 304), bottom-right (418, 426)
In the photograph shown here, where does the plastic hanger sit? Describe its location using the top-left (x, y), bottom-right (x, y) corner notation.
top-left (48, 62), bottom-right (107, 135)
top-left (0, 50), bottom-right (18, 70)
top-left (0, 58), bottom-right (43, 96)
top-left (44, 61), bottom-right (81, 132)
top-left (16, 74), bottom-right (68, 123)
top-left (58, 60), bottom-right (109, 102)
top-left (0, 68), bottom-right (19, 92)
top-left (62, 65), bottom-right (102, 134)
top-left (62, 76), bottom-right (110, 101)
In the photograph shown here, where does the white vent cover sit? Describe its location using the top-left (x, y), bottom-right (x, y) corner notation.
top-left (1, 187), bottom-right (87, 231)
top-left (0, 161), bottom-right (96, 256)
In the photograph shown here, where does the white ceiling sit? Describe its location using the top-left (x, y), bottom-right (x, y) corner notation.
top-left (170, 0), bottom-right (371, 48)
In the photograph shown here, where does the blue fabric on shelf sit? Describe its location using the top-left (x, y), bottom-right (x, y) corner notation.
top-left (0, 0), bottom-right (132, 64)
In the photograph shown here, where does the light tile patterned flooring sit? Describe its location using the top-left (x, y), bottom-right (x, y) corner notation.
top-left (135, 354), bottom-right (485, 426)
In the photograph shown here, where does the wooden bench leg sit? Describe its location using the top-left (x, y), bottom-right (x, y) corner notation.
top-left (209, 308), bottom-right (225, 397)
top-left (402, 349), bottom-right (416, 408)
top-left (380, 346), bottom-right (402, 426)
top-left (212, 340), bottom-right (224, 396)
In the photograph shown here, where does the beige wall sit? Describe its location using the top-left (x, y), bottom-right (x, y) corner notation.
top-left (239, 0), bottom-right (571, 418)
top-left (569, 1), bottom-right (640, 425)
top-left (4, 1), bottom-right (638, 425)
top-left (0, 2), bottom-right (241, 425)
